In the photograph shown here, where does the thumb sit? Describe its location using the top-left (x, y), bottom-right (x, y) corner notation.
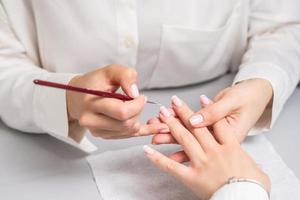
top-left (189, 97), bottom-right (233, 128)
top-left (106, 65), bottom-right (139, 98)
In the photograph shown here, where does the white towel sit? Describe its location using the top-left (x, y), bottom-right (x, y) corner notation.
top-left (87, 135), bottom-right (300, 200)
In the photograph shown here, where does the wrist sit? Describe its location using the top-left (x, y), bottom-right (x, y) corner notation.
top-left (66, 75), bottom-right (82, 122)
top-left (240, 78), bottom-right (273, 106)
top-left (227, 176), bottom-right (270, 196)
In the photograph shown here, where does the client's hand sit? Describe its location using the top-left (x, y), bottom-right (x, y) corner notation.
top-left (188, 79), bottom-right (273, 142)
top-left (67, 64), bottom-right (167, 140)
top-left (151, 79), bottom-right (273, 144)
top-left (144, 98), bottom-right (270, 200)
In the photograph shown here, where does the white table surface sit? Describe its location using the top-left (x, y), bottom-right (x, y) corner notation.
top-left (0, 74), bottom-right (299, 200)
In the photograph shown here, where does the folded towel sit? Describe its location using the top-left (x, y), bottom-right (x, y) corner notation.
top-left (87, 135), bottom-right (300, 200)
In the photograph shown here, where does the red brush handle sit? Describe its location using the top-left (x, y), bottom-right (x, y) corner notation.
top-left (33, 79), bottom-right (133, 101)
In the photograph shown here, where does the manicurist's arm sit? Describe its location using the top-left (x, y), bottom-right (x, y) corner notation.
top-left (0, 5), bottom-right (164, 152)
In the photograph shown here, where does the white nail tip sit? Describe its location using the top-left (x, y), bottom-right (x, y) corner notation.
top-left (131, 84), bottom-right (139, 98)
top-left (189, 115), bottom-right (204, 126)
top-left (143, 145), bottom-right (154, 155)
top-left (171, 95), bottom-right (183, 107)
top-left (160, 106), bottom-right (171, 117)
top-left (200, 95), bottom-right (212, 105)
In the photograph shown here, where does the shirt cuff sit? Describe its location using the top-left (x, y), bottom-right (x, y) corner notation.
top-left (233, 62), bottom-right (291, 135)
top-left (210, 182), bottom-right (269, 200)
top-left (33, 72), bottom-right (97, 153)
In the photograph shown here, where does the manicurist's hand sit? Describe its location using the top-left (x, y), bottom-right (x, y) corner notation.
top-left (67, 65), bottom-right (167, 139)
top-left (143, 98), bottom-right (270, 200)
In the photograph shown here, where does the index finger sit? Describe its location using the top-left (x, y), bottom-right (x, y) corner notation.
top-left (159, 106), bottom-right (206, 162)
top-left (91, 95), bottom-right (146, 121)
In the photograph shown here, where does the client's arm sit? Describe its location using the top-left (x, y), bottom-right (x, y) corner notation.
top-left (144, 96), bottom-right (270, 200)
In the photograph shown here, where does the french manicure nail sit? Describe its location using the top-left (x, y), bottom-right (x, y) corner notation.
top-left (131, 84), bottom-right (139, 98)
top-left (171, 95), bottom-right (183, 107)
top-left (200, 94), bottom-right (212, 105)
top-left (189, 114), bottom-right (204, 126)
top-left (160, 106), bottom-right (171, 117)
top-left (143, 145), bottom-right (154, 155)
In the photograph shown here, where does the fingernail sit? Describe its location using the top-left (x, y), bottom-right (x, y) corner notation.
top-left (131, 84), bottom-right (139, 98)
top-left (189, 115), bottom-right (204, 126)
top-left (171, 95), bottom-right (183, 107)
top-left (143, 145), bottom-right (154, 155)
top-left (160, 106), bottom-right (171, 117)
top-left (200, 95), bottom-right (212, 105)
top-left (144, 96), bottom-right (148, 104)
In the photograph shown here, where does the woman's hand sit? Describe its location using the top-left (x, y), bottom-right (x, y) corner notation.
top-left (67, 64), bottom-right (167, 139)
top-left (188, 79), bottom-right (273, 141)
top-left (144, 97), bottom-right (270, 200)
top-left (152, 78), bottom-right (273, 144)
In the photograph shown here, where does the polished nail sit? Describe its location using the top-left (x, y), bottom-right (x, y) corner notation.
top-left (171, 95), bottom-right (183, 107)
top-left (160, 106), bottom-right (171, 117)
top-left (189, 115), bottom-right (204, 126)
top-left (131, 84), bottom-right (139, 98)
top-left (200, 94), bottom-right (212, 105)
top-left (143, 145), bottom-right (154, 155)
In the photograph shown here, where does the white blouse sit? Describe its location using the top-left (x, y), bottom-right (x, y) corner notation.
top-left (1, 0), bottom-right (298, 199)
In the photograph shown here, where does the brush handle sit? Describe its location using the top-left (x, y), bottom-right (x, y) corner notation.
top-left (33, 79), bottom-right (133, 101)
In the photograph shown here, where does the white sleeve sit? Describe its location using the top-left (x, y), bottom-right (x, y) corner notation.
top-left (0, 5), bottom-right (96, 152)
top-left (233, 0), bottom-right (300, 135)
top-left (210, 182), bottom-right (269, 200)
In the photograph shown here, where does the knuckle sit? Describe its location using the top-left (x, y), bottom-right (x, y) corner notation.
top-left (165, 162), bottom-right (175, 172)
top-left (132, 122), bottom-right (141, 132)
top-left (82, 95), bottom-right (92, 105)
top-left (152, 155), bottom-right (160, 164)
top-left (201, 109), bottom-right (213, 123)
top-left (125, 68), bottom-right (138, 78)
top-left (178, 133), bottom-right (190, 146)
top-left (78, 114), bottom-right (89, 127)
top-left (200, 155), bottom-right (209, 165)
top-left (122, 120), bottom-right (135, 129)
top-left (110, 64), bottom-right (122, 71)
top-left (117, 107), bottom-right (130, 120)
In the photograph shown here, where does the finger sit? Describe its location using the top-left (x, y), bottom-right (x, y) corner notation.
top-left (169, 151), bottom-right (189, 163)
top-left (213, 118), bottom-right (238, 145)
top-left (147, 117), bottom-right (161, 124)
top-left (143, 145), bottom-right (190, 180)
top-left (152, 133), bottom-right (178, 145)
top-left (199, 94), bottom-right (213, 107)
top-left (199, 95), bottom-right (241, 144)
top-left (159, 106), bottom-right (206, 161)
top-left (171, 96), bottom-right (218, 150)
top-left (189, 97), bottom-right (235, 128)
top-left (79, 112), bottom-right (139, 131)
top-left (134, 123), bottom-right (168, 136)
top-left (105, 65), bottom-right (140, 98)
top-left (168, 108), bottom-right (176, 116)
top-left (90, 127), bottom-right (139, 139)
top-left (91, 95), bottom-right (146, 121)
top-left (213, 87), bottom-right (231, 102)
